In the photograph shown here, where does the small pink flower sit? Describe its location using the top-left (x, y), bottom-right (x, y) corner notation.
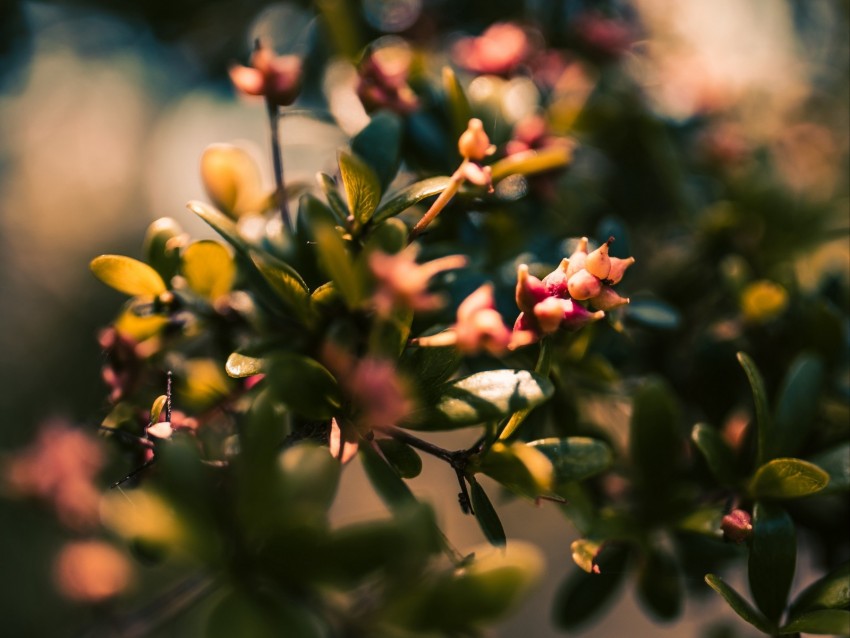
top-left (453, 23), bottom-right (531, 76)
top-left (573, 12), bottom-right (633, 60)
top-left (369, 247), bottom-right (468, 317)
top-left (54, 540), bottom-right (133, 602)
top-left (357, 46), bottom-right (419, 115)
top-left (721, 509), bottom-right (753, 544)
top-left (99, 328), bottom-right (143, 403)
top-left (230, 43), bottom-right (302, 107)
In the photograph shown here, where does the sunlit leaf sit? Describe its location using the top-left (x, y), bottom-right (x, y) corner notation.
top-left (225, 352), bottom-right (264, 378)
top-left (749, 458), bottom-right (830, 499)
top-left (150, 395), bottom-right (167, 423)
top-left (527, 437), bottom-right (613, 487)
top-left (779, 610), bottom-right (850, 635)
top-left (476, 442), bottom-right (554, 497)
top-left (200, 143), bottom-right (267, 218)
top-left (490, 147), bottom-right (572, 182)
top-left (570, 538), bottom-right (602, 573)
top-left (311, 221), bottom-right (363, 309)
top-left (187, 200), bottom-right (249, 252)
top-left (178, 359), bottom-right (232, 411)
top-left (373, 176), bottom-right (451, 223)
top-left (250, 251), bottom-right (313, 323)
top-left (705, 574), bottom-right (775, 634)
top-left (90, 255), bottom-right (167, 297)
top-left (181, 240), bottom-right (235, 302)
top-left (469, 478), bottom-right (506, 547)
top-left (748, 502), bottom-right (795, 624)
top-left (317, 172), bottom-right (349, 223)
top-left (339, 151), bottom-right (381, 226)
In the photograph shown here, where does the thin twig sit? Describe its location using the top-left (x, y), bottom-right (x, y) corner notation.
top-left (375, 425), bottom-right (454, 463)
top-left (266, 99), bottom-right (292, 232)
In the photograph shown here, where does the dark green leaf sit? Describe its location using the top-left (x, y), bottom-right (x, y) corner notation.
top-left (250, 251), bottom-right (313, 323)
top-left (737, 352), bottom-right (772, 466)
top-left (790, 561), bottom-right (850, 616)
top-left (780, 610), bottom-right (850, 635)
top-left (404, 369), bottom-right (554, 430)
top-left (351, 111), bottom-right (402, 190)
top-left (469, 478), bottom-right (506, 547)
top-left (705, 574), bottom-right (776, 634)
top-left (311, 222), bottom-right (363, 309)
top-left (554, 545), bottom-right (629, 630)
top-left (629, 377), bottom-right (681, 489)
top-left (362, 218), bottom-right (407, 255)
top-left (748, 501), bottom-right (796, 624)
top-left (527, 437), bottom-right (613, 487)
top-left (278, 444), bottom-right (341, 513)
top-left (266, 353), bottom-right (342, 419)
top-left (401, 338), bottom-right (462, 397)
top-left (692, 423), bottom-right (739, 486)
top-left (368, 305), bottom-right (413, 358)
top-left (624, 298), bottom-right (682, 330)
top-left (773, 353), bottom-right (824, 458)
top-left (317, 172), bottom-right (349, 223)
top-left (373, 176), bottom-right (451, 223)
top-left (360, 442), bottom-right (416, 510)
top-left (339, 151), bottom-right (381, 226)
top-left (749, 458), bottom-right (830, 499)
top-left (143, 217), bottom-right (182, 283)
top-left (377, 438), bottom-right (422, 479)
top-left (206, 590), bottom-right (322, 638)
top-left (225, 352), bottom-right (264, 378)
top-left (807, 444), bottom-right (850, 493)
top-left (637, 549), bottom-right (683, 621)
top-left (442, 66), bottom-right (471, 139)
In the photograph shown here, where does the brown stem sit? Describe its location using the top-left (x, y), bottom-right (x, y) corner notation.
top-left (266, 99), bottom-right (292, 232)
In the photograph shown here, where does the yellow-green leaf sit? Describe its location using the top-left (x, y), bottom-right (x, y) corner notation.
top-left (225, 353), bottom-right (264, 378)
top-left (181, 240), bottom-right (235, 302)
top-left (749, 458), bottom-right (830, 499)
top-left (90, 255), bottom-right (167, 297)
top-left (339, 151), bottom-right (381, 225)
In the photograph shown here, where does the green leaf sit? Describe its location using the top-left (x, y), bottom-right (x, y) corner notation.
top-left (773, 353), bottom-right (824, 459)
top-left (405, 369), bottom-right (554, 430)
top-left (362, 218), bottom-right (407, 255)
top-left (143, 217), bottom-right (183, 283)
top-left (206, 590), bottom-right (322, 638)
top-left (676, 506), bottom-right (723, 538)
top-left (748, 501), bottom-right (796, 624)
top-left (705, 574), bottom-right (776, 634)
top-left (373, 176), bottom-right (452, 223)
top-left (527, 437), bottom-right (613, 487)
top-left (780, 610), bottom-right (850, 635)
top-left (311, 221), bottom-right (363, 309)
top-left (376, 438), bottom-right (422, 479)
top-left (181, 240), bottom-right (235, 302)
top-left (691, 423), bottom-right (738, 486)
top-left (554, 545), bottom-right (629, 631)
top-left (187, 200), bottom-right (249, 252)
top-left (339, 151), bottom-right (381, 226)
top-left (368, 306), bottom-right (413, 359)
top-left (401, 338), bottom-right (462, 397)
top-left (790, 561), bottom-right (850, 616)
top-left (225, 352), bottom-right (264, 378)
top-left (475, 442), bottom-right (554, 497)
top-left (90, 255), bottom-right (167, 297)
top-left (266, 353), bottom-right (342, 419)
top-left (442, 66), bottom-right (472, 139)
top-left (637, 549), bottom-right (683, 621)
top-left (629, 377), bottom-right (681, 489)
top-left (489, 146), bottom-right (572, 182)
top-left (570, 538), bottom-right (603, 573)
top-left (469, 477), bottom-right (506, 547)
top-left (807, 443), bottom-right (850, 494)
top-left (250, 251), bottom-right (313, 323)
top-left (149, 394), bottom-right (167, 423)
top-left (624, 298), bottom-right (682, 330)
top-left (351, 111), bottom-right (402, 190)
top-left (316, 172), bottom-right (349, 223)
top-left (737, 352), bottom-right (772, 465)
top-left (360, 442), bottom-right (416, 510)
top-left (278, 444), bottom-right (341, 514)
top-left (749, 457), bottom-right (830, 499)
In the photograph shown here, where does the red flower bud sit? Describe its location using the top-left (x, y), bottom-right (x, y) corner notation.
top-left (721, 509), bottom-right (752, 544)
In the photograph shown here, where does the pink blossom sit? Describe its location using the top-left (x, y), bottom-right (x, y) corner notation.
top-left (453, 23), bottom-right (531, 76)
top-left (230, 43), bottom-right (302, 107)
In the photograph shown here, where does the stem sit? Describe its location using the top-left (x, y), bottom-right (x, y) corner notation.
top-left (375, 425), bottom-right (453, 463)
top-left (408, 161), bottom-right (467, 242)
top-left (498, 338), bottom-right (552, 440)
top-left (266, 99), bottom-right (292, 233)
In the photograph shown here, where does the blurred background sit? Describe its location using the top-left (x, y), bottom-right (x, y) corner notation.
top-left (1, 0), bottom-right (847, 636)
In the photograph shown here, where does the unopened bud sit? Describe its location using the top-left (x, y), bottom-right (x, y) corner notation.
top-left (542, 258), bottom-right (570, 298)
top-left (585, 237), bottom-right (613, 279)
top-left (606, 255), bottom-right (635, 285)
top-left (516, 264), bottom-right (549, 313)
top-left (721, 509), bottom-right (752, 544)
top-left (589, 286), bottom-right (629, 311)
top-left (458, 118), bottom-right (496, 160)
top-left (567, 268), bottom-right (603, 300)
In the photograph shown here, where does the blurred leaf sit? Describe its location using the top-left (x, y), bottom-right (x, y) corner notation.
top-left (150, 394), bottom-right (167, 423)
top-left (749, 458), bottom-right (830, 499)
top-left (629, 377), bottom-right (681, 489)
top-left (266, 353), bottom-right (342, 419)
top-left (490, 147), bottom-right (572, 182)
top-left (748, 502), bottom-right (796, 624)
top-left (351, 111), bottom-right (402, 190)
top-left (476, 442), bottom-right (554, 497)
top-left (625, 298), bottom-right (681, 330)
top-left (806, 443), bottom-right (850, 493)
top-left (200, 143), bottom-right (265, 218)
top-left (570, 538), bottom-right (602, 573)
top-left (676, 507), bottom-right (723, 538)
top-left (527, 437), bottom-right (613, 487)
top-left (206, 590), bottom-right (322, 638)
top-left (317, 172), bottom-right (349, 223)
top-left (442, 66), bottom-right (471, 139)
top-left (143, 217), bottom-right (183, 283)
top-left (469, 477), bottom-right (506, 547)
top-left (737, 352), bottom-right (772, 466)
top-left (376, 438), bottom-right (422, 479)
top-left (187, 200), bottom-right (249, 252)
top-left (90, 254), bottom-right (167, 297)
top-left (250, 251), bottom-right (313, 323)
top-left (705, 574), bottom-right (775, 634)
top-left (339, 151), bottom-right (381, 226)
top-left (181, 240), bottom-right (235, 302)
top-left (178, 359), bottom-right (231, 411)
top-left (360, 442), bottom-right (416, 510)
top-left (692, 423), bottom-right (738, 486)
top-left (362, 218), bottom-right (407, 255)
top-left (405, 369), bottom-right (554, 430)
top-left (637, 549), bottom-right (683, 621)
top-left (401, 339), bottom-right (462, 397)
top-left (369, 306), bottom-right (413, 359)
top-left (779, 610), bottom-right (850, 635)
top-left (772, 353), bottom-right (824, 458)
top-left (225, 352), bottom-right (264, 378)
top-left (310, 220), bottom-right (363, 309)
top-left (373, 176), bottom-right (451, 223)
top-left (554, 545), bottom-right (629, 630)
top-left (279, 444), bottom-right (341, 514)
top-left (790, 561), bottom-right (850, 616)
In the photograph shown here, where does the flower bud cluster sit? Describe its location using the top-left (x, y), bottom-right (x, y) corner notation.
top-left (229, 43), bottom-right (302, 107)
top-left (513, 237), bottom-right (634, 342)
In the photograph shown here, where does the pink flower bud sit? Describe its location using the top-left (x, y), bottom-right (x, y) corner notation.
top-left (458, 118), bottom-right (496, 161)
top-left (542, 258), bottom-right (570, 298)
top-left (567, 268), bottom-right (603, 300)
top-left (533, 297), bottom-right (570, 334)
top-left (565, 237), bottom-right (589, 277)
top-left (515, 264), bottom-right (549, 314)
top-left (606, 256), bottom-right (635, 285)
top-left (721, 509), bottom-right (752, 544)
top-left (560, 300), bottom-right (605, 331)
top-left (589, 286), bottom-right (629, 311)
top-left (230, 44), bottom-right (302, 107)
